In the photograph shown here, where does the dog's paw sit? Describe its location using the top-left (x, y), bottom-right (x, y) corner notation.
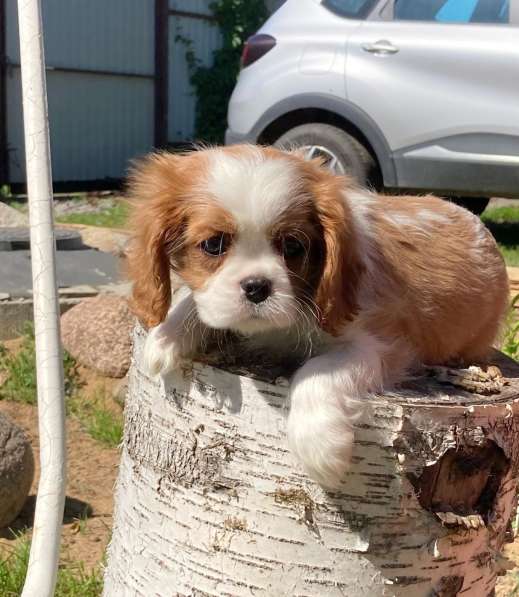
top-left (287, 380), bottom-right (359, 489)
top-left (142, 326), bottom-right (186, 377)
top-left (287, 410), bottom-right (354, 489)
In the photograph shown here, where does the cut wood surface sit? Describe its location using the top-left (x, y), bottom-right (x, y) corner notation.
top-left (104, 327), bottom-right (519, 597)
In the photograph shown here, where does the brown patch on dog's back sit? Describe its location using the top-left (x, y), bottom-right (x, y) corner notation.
top-left (358, 194), bottom-right (509, 364)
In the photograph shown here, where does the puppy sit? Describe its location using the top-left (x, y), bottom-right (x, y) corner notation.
top-left (126, 144), bottom-right (508, 489)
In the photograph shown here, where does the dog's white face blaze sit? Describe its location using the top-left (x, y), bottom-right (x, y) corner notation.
top-left (194, 231), bottom-right (297, 333)
top-left (193, 149), bottom-right (307, 334)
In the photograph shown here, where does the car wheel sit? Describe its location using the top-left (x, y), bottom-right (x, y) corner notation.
top-left (447, 196), bottom-right (490, 216)
top-left (274, 123), bottom-right (377, 186)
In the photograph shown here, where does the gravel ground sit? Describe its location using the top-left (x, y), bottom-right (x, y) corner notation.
top-left (53, 195), bottom-right (122, 216)
top-left (8, 193), bottom-right (123, 217)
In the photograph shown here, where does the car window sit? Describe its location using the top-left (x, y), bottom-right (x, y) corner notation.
top-left (322, 0), bottom-right (379, 19)
top-left (394, 0), bottom-right (510, 24)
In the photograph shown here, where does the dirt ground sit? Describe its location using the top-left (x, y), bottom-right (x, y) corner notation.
top-left (0, 387), bottom-right (120, 573)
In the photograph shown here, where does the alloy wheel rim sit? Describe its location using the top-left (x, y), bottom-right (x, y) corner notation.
top-left (302, 144), bottom-right (345, 175)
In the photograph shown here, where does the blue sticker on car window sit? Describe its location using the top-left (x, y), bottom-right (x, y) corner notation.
top-left (499, 1), bottom-right (509, 18)
top-left (435, 0), bottom-right (479, 22)
top-left (394, 0), bottom-right (509, 23)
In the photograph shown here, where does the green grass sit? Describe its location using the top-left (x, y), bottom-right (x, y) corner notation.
top-left (6, 196), bottom-right (129, 229)
top-left (0, 536), bottom-right (103, 596)
top-left (498, 245), bottom-right (519, 267)
top-left (68, 389), bottom-right (123, 448)
top-left (0, 326), bottom-right (123, 447)
top-left (84, 406), bottom-right (123, 447)
top-left (0, 185), bottom-right (13, 200)
top-left (482, 204), bottom-right (519, 267)
top-left (0, 324), bottom-right (80, 405)
top-left (482, 205), bottom-right (519, 223)
top-left (55, 202), bottom-right (129, 229)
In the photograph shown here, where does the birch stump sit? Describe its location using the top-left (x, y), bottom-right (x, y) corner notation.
top-left (104, 327), bottom-right (519, 597)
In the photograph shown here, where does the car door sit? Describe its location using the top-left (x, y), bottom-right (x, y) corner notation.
top-left (346, 0), bottom-right (519, 196)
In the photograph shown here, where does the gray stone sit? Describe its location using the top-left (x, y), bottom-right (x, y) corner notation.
top-left (0, 203), bottom-right (29, 227)
top-left (0, 226), bottom-right (83, 251)
top-left (0, 413), bottom-right (34, 528)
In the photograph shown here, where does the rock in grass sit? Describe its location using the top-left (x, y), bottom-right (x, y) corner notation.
top-left (61, 294), bottom-right (134, 378)
top-left (0, 413), bottom-right (34, 528)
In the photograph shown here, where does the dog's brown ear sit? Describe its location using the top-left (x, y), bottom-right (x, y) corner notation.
top-left (310, 170), bottom-right (364, 336)
top-left (125, 153), bottom-right (185, 328)
top-left (126, 219), bottom-right (171, 329)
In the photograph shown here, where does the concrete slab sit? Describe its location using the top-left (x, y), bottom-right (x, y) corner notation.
top-left (0, 223), bottom-right (130, 339)
top-left (58, 285), bottom-right (99, 298)
top-left (0, 249), bottom-right (121, 296)
top-left (0, 226), bottom-right (83, 251)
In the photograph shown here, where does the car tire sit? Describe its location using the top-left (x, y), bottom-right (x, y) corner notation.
top-left (447, 197), bottom-right (490, 216)
top-left (274, 123), bottom-right (377, 186)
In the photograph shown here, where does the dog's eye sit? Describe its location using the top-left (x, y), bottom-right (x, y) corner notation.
top-left (200, 233), bottom-right (230, 256)
top-left (282, 236), bottom-right (305, 259)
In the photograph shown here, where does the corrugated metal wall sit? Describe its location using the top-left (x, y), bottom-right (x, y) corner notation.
top-left (168, 0), bottom-right (221, 143)
top-left (2, 0), bottom-right (275, 186)
top-left (166, 0), bottom-right (285, 143)
top-left (5, 0), bottom-right (155, 184)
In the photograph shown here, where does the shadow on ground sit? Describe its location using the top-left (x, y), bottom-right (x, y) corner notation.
top-left (0, 495), bottom-right (93, 539)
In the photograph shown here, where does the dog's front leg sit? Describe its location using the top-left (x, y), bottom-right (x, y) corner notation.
top-left (142, 286), bottom-right (204, 376)
top-left (287, 331), bottom-right (385, 489)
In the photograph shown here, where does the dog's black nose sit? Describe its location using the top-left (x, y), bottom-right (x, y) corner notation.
top-left (240, 277), bottom-right (272, 304)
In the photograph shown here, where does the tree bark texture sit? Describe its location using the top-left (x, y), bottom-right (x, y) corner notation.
top-left (104, 327), bottom-right (519, 597)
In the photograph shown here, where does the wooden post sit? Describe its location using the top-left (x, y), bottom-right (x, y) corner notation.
top-left (104, 327), bottom-right (519, 596)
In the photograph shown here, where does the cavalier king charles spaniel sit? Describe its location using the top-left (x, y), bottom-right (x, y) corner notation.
top-left (126, 144), bottom-right (508, 489)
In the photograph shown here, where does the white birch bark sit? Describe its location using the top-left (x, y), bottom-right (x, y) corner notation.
top-left (104, 327), bottom-right (519, 597)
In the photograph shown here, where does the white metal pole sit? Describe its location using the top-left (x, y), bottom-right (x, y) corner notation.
top-left (17, 1), bottom-right (66, 596)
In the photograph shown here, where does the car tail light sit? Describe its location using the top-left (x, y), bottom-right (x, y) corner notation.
top-left (241, 34), bottom-right (276, 68)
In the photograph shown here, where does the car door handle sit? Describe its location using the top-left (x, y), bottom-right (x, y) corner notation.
top-left (362, 40), bottom-right (399, 55)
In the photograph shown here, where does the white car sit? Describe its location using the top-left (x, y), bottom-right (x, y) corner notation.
top-left (226, 0), bottom-right (519, 213)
